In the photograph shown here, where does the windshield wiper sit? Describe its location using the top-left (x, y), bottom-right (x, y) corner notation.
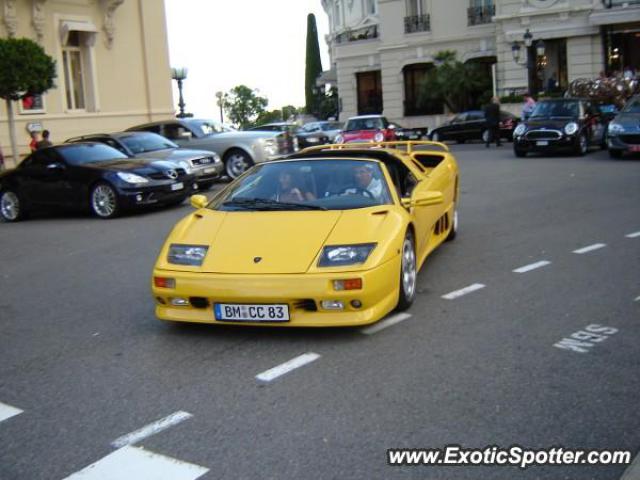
top-left (222, 198), bottom-right (327, 211)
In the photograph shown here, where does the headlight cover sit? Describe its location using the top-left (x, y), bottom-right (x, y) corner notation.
top-left (335, 134), bottom-right (345, 144)
top-left (168, 244), bottom-right (209, 266)
top-left (514, 124), bottom-right (526, 136)
top-left (117, 172), bottom-right (149, 184)
top-left (564, 122), bottom-right (579, 135)
top-left (373, 131), bottom-right (385, 143)
top-left (319, 243), bottom-right (376, 267)
top-left (608, 122), bottom-right (624, 134)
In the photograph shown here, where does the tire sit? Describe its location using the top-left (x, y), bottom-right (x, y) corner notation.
top-left (481, 129), bottom-right (489, 144)
top-left (90, 182), bottom-right (120, 219)
top-left (609, 149), bottom-right (623, 159)
top-left (445, 208), bottom-right (458, 242)
top-left (396, 230), bottom-right (417, 311)
top-left (431, 132), bottom-right (440, 142)
top-left (514, 147), bottom-right (527, 158)
top-left (224, 149), bottom-right (253, 179)
top-left (0, 190), bottom-right (25, 222)
top-left (574, 133), bottom-right (588, 156)
top-left (600, 131), bottom-right (608, 150)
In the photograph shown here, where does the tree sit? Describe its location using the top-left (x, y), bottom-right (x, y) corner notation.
top-left (222, 85), bottom-right (268, 130)
top-left (254, 109), bottom-right (283, 126)
top-left (0, 38), bottom-right (56, 164)
top-left (305, 13), bottom-right (323, 115)
top-left (318, 87), bottom-right (339, 120)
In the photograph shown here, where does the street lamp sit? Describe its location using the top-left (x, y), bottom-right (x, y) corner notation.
top-left (511, 29), bottom-right (546, 94)
top-left (171, 67), bottom-right (188, 118)
top-left (215, 91), bottom-right (224, 124)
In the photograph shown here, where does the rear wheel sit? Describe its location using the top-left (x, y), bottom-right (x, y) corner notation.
top-left (0, 190), bottom-right (25, 222)
top-left (396, 230), bottom-right (417, 311)
top-left (574, 133), bottom-right (588, 156)
top-left (224, 149), bottom-right (253, 179)
top-left (445, 208), bottom-right (458, 242)
top-left (90, 183), bottom-right (120, 219)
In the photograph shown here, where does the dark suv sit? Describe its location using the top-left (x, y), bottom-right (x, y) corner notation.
top-left (512, 98), bottom-right (607, 157)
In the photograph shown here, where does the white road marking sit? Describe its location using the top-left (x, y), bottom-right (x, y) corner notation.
top-left (62, 445), bottom-right (208, 480)
top-left (361, 313), bottom-right (411, 335)
top-left (573, 243), bottom-right (607, 254)
top-left (441, 283), bottom-right (486, 300)
top-left (554, 324), bottom-right (618, 353)
top-left (626, 231), bottom-right (640, 238)
top-left (111, 411), bottom-right (193, 448)
top-left (0, 401), bottom-right (23, 423)
top-left (512, 260), bottom-right (551, 273)
top-left (256, 353), bottom-right (320, 382)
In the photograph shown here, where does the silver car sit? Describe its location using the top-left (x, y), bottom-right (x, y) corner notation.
top-left (300, 121), bottom-right (344, 143)
top-left (127, 119), bottom-right (296, 178)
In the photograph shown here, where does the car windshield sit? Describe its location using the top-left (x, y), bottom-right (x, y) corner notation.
top-left (321, 122), bottom-right (343, 131)
top-left (622, 99), bottom-right (640, 113)
top-left (211, 160), bottom-right (393, 211)
top-left (61, 144), bottom-right (129, 165)
top-left (185, 119), bottom-right (234, 136)
top-left (119, 132), bottom-right (178, 154)
top-left (530, 101), bottom-right (580, 118)
top-left (345, 117), bottom-right (387, 131)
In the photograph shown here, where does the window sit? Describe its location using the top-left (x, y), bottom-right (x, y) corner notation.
top-left (19, 94), bottom-right (45, 114)
top-left (403, 64), bottom-right (443, 116)
top-left (62, 31), bottom-right (86, 110)
top-left (356, 71), bottom-right (383, 115)
top-left (405, 0), bottom-right (425, 17)
top-left (162, 123), bottom-right (194, 141)
top-left (363, 0), bottom-right (377, 15)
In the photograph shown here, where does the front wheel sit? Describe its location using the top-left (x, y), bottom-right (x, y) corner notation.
top-left (90, 183), bottom-right (120, 219)
top-left (396, 230), bottom-right (417, 311)
top-left (445, 208), bottom-right (458, 242)
top-left (224, 149), bottom-right (253, 179)
top-left (575, 133), bottom-right (588, 156)
top-left (431, 132), bottom-right (440, 142)
top-left (0, 190), bottom-right (25, 222)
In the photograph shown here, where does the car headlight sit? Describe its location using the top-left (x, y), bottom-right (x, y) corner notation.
top-left (608, 122), bottom-right (624, 134)
top-left (167, 244), bottom-right (209, 266)
top-left (213, 153), bottom-right (221, 163)
top-left (263, 139), bottom-right (277, 156)
top-left (514, 124), bottom-right (526, 136)
top-left (335, 134), bottom-right (344, 144)
top-left (117, 172), bottom-right (149, 184)
top-left (564, 122), bottom-right (579, 135)
top-left (373, 131), bottom-right (385, 143)
top-left (318, 243), bottom-right (376, 267)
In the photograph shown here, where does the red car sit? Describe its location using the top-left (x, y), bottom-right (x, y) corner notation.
top-left (336, 115), bottom-right (397, 144)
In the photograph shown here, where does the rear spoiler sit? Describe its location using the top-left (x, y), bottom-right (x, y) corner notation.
top-left (299, 140), bottom-right (450, 154)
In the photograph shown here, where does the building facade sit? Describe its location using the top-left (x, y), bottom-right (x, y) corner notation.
top-left (0, 0), bottom-right (174, 164)
top-left (322, 0), bottom-right (640, 127)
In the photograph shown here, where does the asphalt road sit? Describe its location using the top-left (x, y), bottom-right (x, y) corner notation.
top-left (0, 143), bottom-right (638, 480)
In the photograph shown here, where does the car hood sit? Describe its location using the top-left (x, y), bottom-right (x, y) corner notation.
top-left (612, 113), bottom-right (640, 128)
top-left (525, 118), bottom-right (576, 130)
top-left (84, 158), bottom-right (180, 175)
top-left (343, 130), bottom-right (376, 141)
top-left (157, 207), bottom-right (401, 274)
top-left (134, 148), bottom-right (215, 161)
top-left (206, 130), bottom-right (279, 140)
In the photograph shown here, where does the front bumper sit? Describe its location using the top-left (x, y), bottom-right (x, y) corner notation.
top-left (608, 134), bottom-right (640, 153)
top-left (514, 134), bottom-right (577, 152)
top-left (117, 178), bottom-right (196, 208)
top-left (151, 256), bottom-right (401, 327)
top-left (192, 162), bottom-right (223, 183)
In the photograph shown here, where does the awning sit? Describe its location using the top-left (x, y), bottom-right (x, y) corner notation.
top-left (60, 20), bottom-right (98, 46)
top-left (316, 69), bottom-right (337, 87)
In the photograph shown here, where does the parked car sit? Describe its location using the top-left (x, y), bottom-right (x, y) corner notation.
top-left (512, 98), bottom-right (607, 157)
top-left (390, 122), bottom-right (429, 141)
top-left (151, 141), bottom-right (459, 327)
top-left (429, 110), bottom-right (518, 143)
top-left (248, 122), bottom-right (329, 149)
top-left (0, 143), bottom-right (195, 221)
top-left (299, 121), bottom-right (344, 142)
top-left (65, 131), bottom-right (223, 189)
top-left (127, 118), bottom-right (295, 179)
top-left (336, 115), bottom-right (397, 143)
top-left (606, 95), bottom-right (640, 158)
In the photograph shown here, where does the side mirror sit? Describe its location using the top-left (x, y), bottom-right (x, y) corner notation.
top-left (404, 191), bottom-right (444, 208)
top-left (190, 194), bottom-right (208, 209)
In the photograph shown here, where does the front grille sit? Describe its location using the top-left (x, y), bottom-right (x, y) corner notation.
top-left (525, 130), bottom-right (562, 140)
top-left (294, 299), bottom-right (317, 312)
top-left (147, 168), bottom-right (187, 180)
top-left (192, 157), bottom-right (213, 166)
top-left (619, 134), bottom-right (640, 144)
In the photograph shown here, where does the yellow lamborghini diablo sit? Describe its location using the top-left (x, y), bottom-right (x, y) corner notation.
top-left (151, 141), bottom-right (459, 327)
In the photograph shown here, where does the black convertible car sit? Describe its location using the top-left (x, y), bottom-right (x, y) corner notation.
top-left (429, 110), bottom-right (518, 143)
top-left (512, 98), bottom-right (607, 157)
top-left (0, 143), bottom-right (195, 222)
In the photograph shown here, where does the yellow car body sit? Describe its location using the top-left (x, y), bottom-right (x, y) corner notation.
top-left (151, 141), bottom-right (459, 327)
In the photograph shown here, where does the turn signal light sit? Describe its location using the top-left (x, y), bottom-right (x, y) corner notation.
top-left (154, 277), bottom-right (176, 289)
top-left (333, 278), bottom-right (363, 291)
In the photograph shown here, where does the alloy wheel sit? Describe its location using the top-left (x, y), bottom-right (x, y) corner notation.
top-left (91, 185), bottom-right (117, 218)
top-left (226, 153), bottom-right (249, 178)
top-left (401, 236), bottom-right (417, 301)
top-left (0, 191), bottom-right (20, 221)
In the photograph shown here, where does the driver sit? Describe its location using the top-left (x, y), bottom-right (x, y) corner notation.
top-left (343, 163), bottom-right (383, 201)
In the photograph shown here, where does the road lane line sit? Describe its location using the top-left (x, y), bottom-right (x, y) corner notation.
top-left (573, 243), bottom-right (607, 254)
top-left (361, 313), bottom-right (411, 335)
top-left (441, 283), bottom-right (486, 300)
top-left (62, 445), bottom-right (208, 480)
top-left (626, 231), bottom-right (640, 238)
top-left (256, 353), bottom-right (320, 382)
top-left (111, 411), bottom-right (192, 448)
top-left (512, 260), bottom-right (551, 273)
top-left (0, 401), bottom-right (23, 423)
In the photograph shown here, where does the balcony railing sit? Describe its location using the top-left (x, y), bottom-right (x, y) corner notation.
top-left (404, 14), bottom-right (431, 34)
top-left (467, 4), bottom-right (495, 26)
top-left (334, 24), bottom-right (379, 44)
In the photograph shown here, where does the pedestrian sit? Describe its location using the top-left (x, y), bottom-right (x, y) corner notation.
top-left (483, 96), bottom-right (502, 148)
top-left (28, 131), bottom-right (39, 152)
top-left (522, 93), bottom-right (536, 121)
top-left (36, 129), bottom-right (53, 149)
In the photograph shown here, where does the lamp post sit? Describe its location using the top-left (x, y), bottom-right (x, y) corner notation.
top-left (215, 91), bottom-right (224, 124)
top-left (171, 67), bottom-right (188, 118)
top-left (511, 29), bottom-right (545, 95)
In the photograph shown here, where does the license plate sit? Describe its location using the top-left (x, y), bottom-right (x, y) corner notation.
top-left (171, 182), bottom-right (184, 191)
top-left (536, 141), bottom-right (549, 146)
top-left (204, 167), bottom-right (217, 173)
top-left (629, 145), bottom-right (640, 152)
top-left (214, 303), bottom-right (290, 322)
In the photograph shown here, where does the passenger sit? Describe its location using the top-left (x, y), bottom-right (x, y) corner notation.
top-left (343, 164), bottom-right (383, 201)
top-left (275, 171), bottom-right (315, 203)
